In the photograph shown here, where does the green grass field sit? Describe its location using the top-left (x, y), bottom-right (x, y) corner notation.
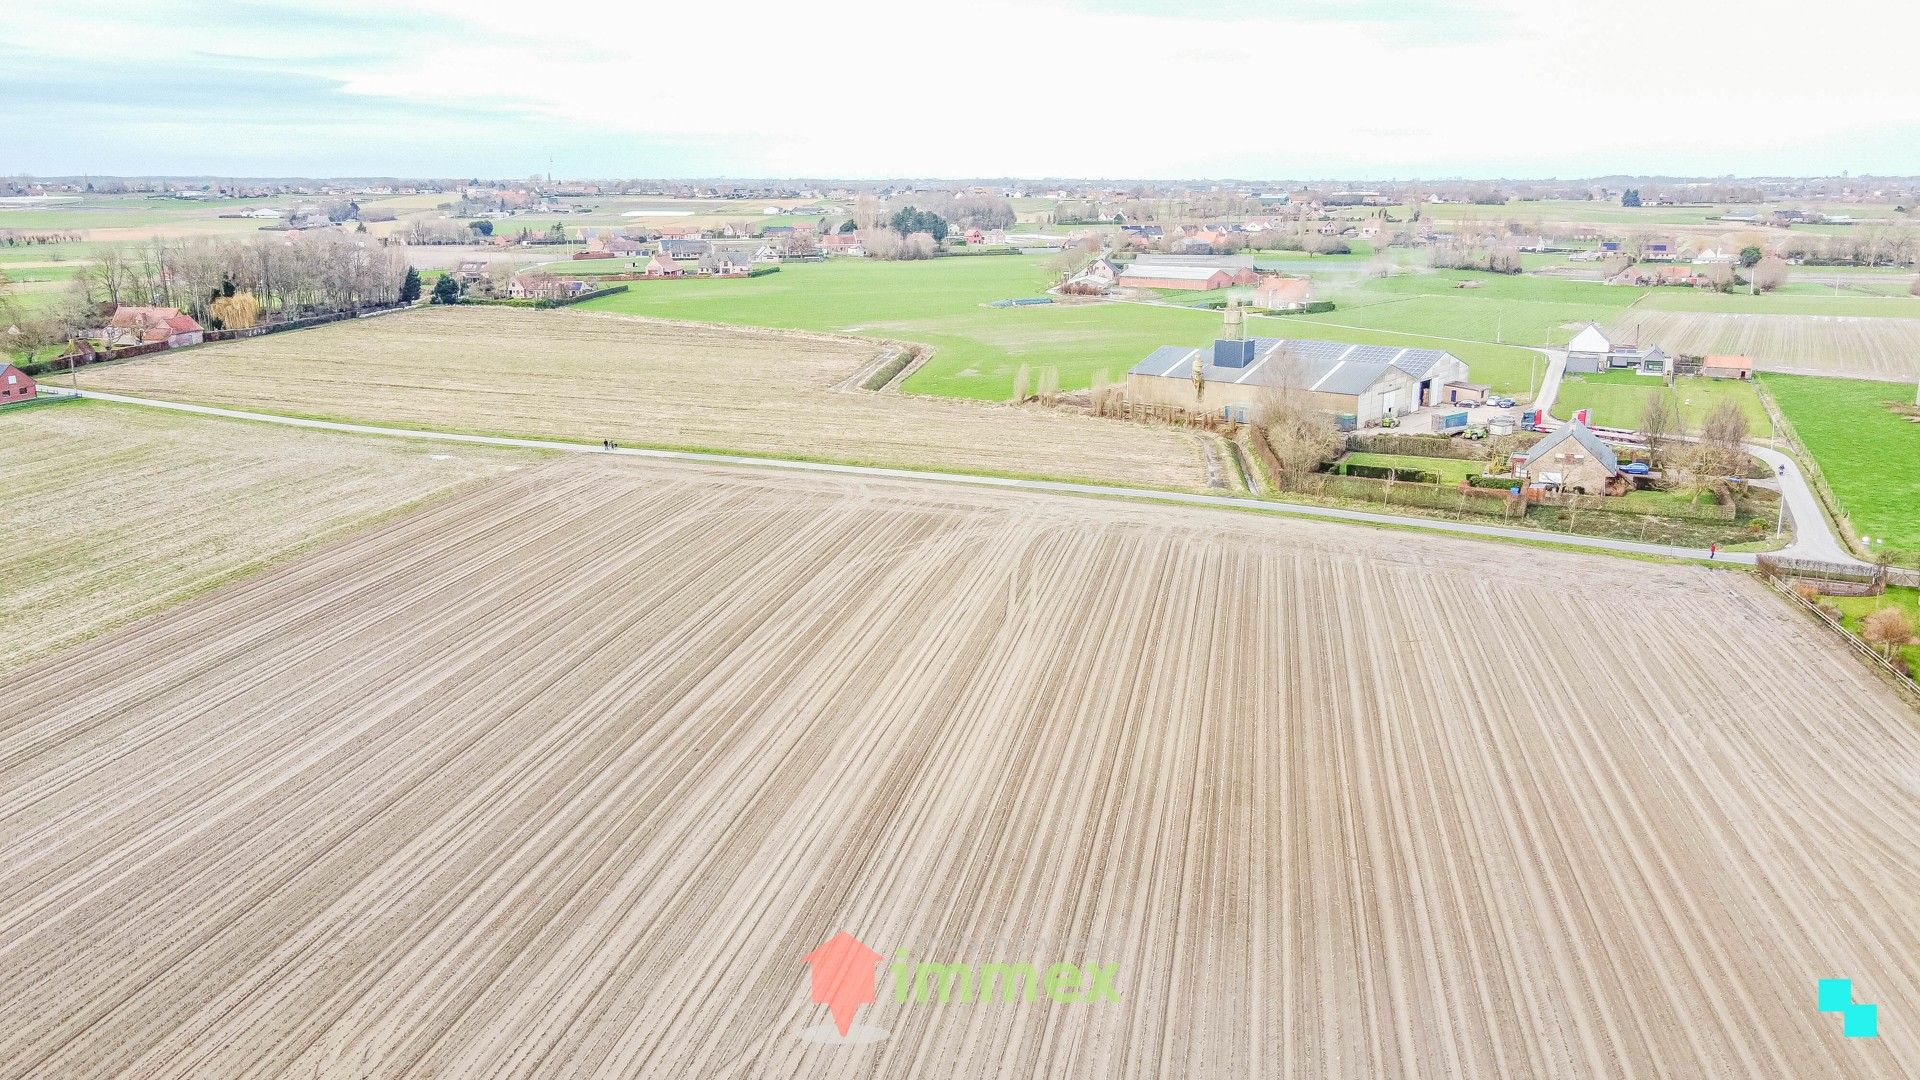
top-left (1829, 586), bottom-right (1920, 672)
top-left (1554, 371), bottom-right (1772, 433)
top-left (1340, 452), bottom-right (1481, 484)
top-left (571, 256), bottom-right (1545, 400)
top-left (1764, 373), bottom-right (1920, 558)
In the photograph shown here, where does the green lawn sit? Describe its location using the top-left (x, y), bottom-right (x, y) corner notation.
top-left (1829, 586), bottom-right (1920, 672)
top-left (1554, 371), bottom-right (1772, 433)
top-left (1764, 373), bottom-right (1920, 558)
top-left (572, 256), bottom-right (1546, 400)
top-left (1340, 452), bottom-right (1481, 484)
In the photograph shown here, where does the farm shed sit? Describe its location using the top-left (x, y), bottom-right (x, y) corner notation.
top-left (1126, 336), bottom-right (1463, 426)
top-left (1513, 422), bottom-right (1624, 495)
top-left (1701, 354), bottom-right (1755, 380)
top-left (1117, 265), bottom-right (1240, 291)
top-left (1, 363), bottom-right (36, 403)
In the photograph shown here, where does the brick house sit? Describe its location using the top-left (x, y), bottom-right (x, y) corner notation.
top-left (1250, 275), bottom-right (1312, 311)
top-left (642, 252), bottom-right (683, 278)
top-left (1, 363), bottom-right (36, 404)
top-left (1513, 423), bottom-right (1625, 495)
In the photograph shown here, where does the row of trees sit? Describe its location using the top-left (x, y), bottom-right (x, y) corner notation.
top-left (862, 228), bottom-right (939, 261)
top-left (3, 234), bottom-right (418, 358)
top-left (1430, 243), bottom-right (1524, 273)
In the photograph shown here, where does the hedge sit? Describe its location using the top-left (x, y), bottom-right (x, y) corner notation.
top-left (746, 266), bottom-right (780, 277)
top-left (1348, 433), bottom-right (1489, 461)
top-left (1343, 463), bottom-right (1439, 484)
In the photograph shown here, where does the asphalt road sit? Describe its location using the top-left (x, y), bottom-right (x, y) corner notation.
top-left (52, 388), bottom-right (1752, 565)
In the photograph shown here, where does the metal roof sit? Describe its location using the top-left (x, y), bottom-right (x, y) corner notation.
top-left (1118, 265), bottom-right (1229, 282)
top-left (1128, 337), bottom-right (1460, 398)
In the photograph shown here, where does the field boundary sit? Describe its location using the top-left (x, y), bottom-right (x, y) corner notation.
top-left (1763, 575), bottom-right (1920, 701)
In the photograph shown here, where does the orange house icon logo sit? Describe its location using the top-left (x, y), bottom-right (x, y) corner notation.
top-left (800, 932), bottom-right (888, 1044)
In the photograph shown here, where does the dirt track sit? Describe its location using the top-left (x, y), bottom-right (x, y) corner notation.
top-left (2, 457), bottom-right (1916, 1078)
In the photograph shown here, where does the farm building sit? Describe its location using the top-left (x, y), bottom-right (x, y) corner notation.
top-left (1126, 332), bottom-right (1468, 425)
top-left (1700, 354), bottom-right (1755, 380)
top-left (1249, 275), bottom-right (1312, 311)
top-left (1, 363), bottom-right (36, 404)
top-left (1118, 264), bottom-right (1259, 291)
top-left (451, 260), bottom-right (491, 283)
top-left (1513, 422), bottom-right (1624, 495)
top-left (642, 252), bottom-right (683, 278)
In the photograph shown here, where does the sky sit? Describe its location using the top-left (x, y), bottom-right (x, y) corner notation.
top-left (4, 0), bottom-right (1918, 181)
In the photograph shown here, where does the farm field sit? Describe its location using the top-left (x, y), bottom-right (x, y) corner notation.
top-left (1764, 373), bottom-right (1920, 557)
top-left (1553, 370), bottom-right (1772, 432)
top-left (568, 257), bottom-right (1545, 399)
top-left (2, 456), bottom-right (1917, 1078)
top-left (78, 306), bottom-right (1211, 489)
top-left (0, 397), bottom-right (542, 667)
top-left (1609, 309), bottom-right (1920, 382)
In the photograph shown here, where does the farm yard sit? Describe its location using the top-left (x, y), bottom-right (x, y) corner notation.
top-left (1765, 373), bottom-right (1920, 558)
top-left (77, 306), bottom-right (1212, 489)
top-left (1608, 309), bottom-right (1920, 382)
top-left (2, 456), bottom-right (1917, 1078)
top-left (0, 398), bottom-right (543, 667)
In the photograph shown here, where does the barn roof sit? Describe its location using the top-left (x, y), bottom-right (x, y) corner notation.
top-left (1568, 323), bottom-right (1612, 354)
top-left (1118, 264), bottom-right (1229, 282)
top-left (1129, 337), bottom-right (1462, 398)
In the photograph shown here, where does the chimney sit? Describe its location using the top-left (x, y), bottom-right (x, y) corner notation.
top-left (1212, 338), bottom-right (1256, 369)
top-left (1222, 297), bottom-right (1245, 341)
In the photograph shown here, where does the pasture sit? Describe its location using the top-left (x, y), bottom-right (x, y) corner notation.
top-left (568, 256), bottom-right (1546, 399)
top-left (78, 306), bottom-right (1211, 490)
top-left (1552, 370), bottom-right (1772, 432)
top-left (1610, 309), bottom-right (1920, 382)
top-left (0, 398), bottom-right (542, 667)
top-left (3, 456), bottom-right (1916, 1077)
top-left (1764, 373), bottom-right (1920, 557)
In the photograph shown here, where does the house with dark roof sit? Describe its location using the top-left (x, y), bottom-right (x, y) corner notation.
top-left (1125, 327), bottom-right (1468, 425)
top-left (1513, 423), bottom-right (1624, 495)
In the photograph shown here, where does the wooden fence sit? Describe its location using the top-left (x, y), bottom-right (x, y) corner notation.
top-left (1763, 576), bottom-right (1918, 695)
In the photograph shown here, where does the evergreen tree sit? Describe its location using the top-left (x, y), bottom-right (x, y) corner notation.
top-left (400, 266), bottom-right (423, 303)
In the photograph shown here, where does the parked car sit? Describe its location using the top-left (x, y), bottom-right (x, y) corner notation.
top-left (1621, 461), bottom-right (1651, 475)
top-left (1494, 397), bottom-right (1516, 408)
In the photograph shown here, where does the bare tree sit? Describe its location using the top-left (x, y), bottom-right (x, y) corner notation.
top-left (1699, 398), bottom-right (1750, 476)
top-left (1639, 392), bottom-right (1681, 467)
top-left (1860, 608), bottom-right (1915, 660)
top-left (1252, 349), bottom-right (1343, 491)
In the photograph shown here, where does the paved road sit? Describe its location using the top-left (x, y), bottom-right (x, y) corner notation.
top-left (1531, 348), bottom-right (1567, 417)
top-left (53, 388), bottom-right (1750, 565)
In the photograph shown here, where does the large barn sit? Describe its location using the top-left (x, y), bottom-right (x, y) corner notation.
top-left (1117, 264), bottom-right (1260, 291)
top-left (1126, 335), bottom-right (1469, 425)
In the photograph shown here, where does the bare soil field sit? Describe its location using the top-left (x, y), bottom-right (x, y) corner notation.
top-left (2, 456), bottom-right (1915, 1078)
top-left (80, 306), bottom-right (1209, 488)
top-left (0, 398), bottom-right (542, 667)
top-left (1609, 308), bottom-right (1920, 381)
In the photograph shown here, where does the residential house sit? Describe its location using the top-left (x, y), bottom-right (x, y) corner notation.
top-left (1640, 238), bottom-right (1680, 261)
top-left (659, 238), bottom-right (709, 260)
top-left (103, 306), bottom-right (204, 348)
top-left (698, 248), bottom-right (756, 276)
top-left (963, 227), bottom-right (986, 245)
top-left (1700, 354), bottom-right (1755, 380)
top-left (820, 232), bottom-right (866, 257)
top-left (1512, 422), bottom-right (1624, 495)
top-left (642, 252), bottom-right (684, 278)
top-left (1, 363), bottom-right (36, 404)
top-left (507, 274), bottom-right (595, 301)
top-left (452, 259), bottom-right (491, 283)
top-left (1249, 275), bottom-right (1312, 311)
top-left (1566, 324), bottom-right (1614, 373)
top-left (1078, 258), bottom-right (1121, 284)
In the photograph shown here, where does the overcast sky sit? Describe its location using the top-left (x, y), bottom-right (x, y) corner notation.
top-left (5, 0), bottom-right (1917, 180)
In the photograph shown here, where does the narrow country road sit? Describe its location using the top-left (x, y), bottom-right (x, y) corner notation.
top-left (52, 388), bottom-right (1753, 565)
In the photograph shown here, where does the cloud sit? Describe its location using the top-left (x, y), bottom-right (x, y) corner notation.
top-left (4, 0), bottom-right (1918, 177)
